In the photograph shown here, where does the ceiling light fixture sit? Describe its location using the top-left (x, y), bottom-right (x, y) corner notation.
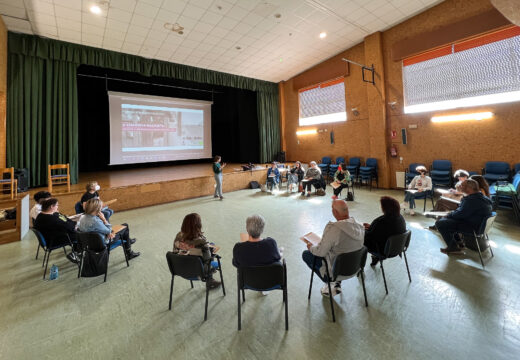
top-left (296, 129), bottom-right (318, 136)
top-left (431, 112), bottom-right (494, 123)
top-left (164, 23), bottom-right (184, 35)
top-left (90, 5), bottom-right (102, 14)
top-left (319, 32), bottom-right (327, 39)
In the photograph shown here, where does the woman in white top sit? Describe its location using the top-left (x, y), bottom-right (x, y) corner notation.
top-left (402, 165), bottom-right (432, 215)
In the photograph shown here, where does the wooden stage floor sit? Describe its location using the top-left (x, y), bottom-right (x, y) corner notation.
top-left (7, 163), bottom-right (268, 215)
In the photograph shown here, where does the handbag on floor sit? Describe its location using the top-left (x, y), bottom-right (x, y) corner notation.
top-left (347, 191), bottom-right (354, 201)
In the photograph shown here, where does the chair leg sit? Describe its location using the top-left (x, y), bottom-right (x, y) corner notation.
top-left (474, 235), bottom-right (485, 269)
top-left (324, 265), bottom-right (335, 322)
top-left (380, 260), bottom-right (389, 295)
top-left (35, 244), bottom-right (40, 260)
top-left (403, 251), bottom-right (412, 282)
top-left (360, 270), bottom-right (368, 307)
top-left (423, 197), bottom-right (427, 212)
top-left (237, 278), bottom-right (242, 331)
top-left (308, 256), bottom-right (316, 300)
top-left (204, 281), bottom-right (209, 321)
top-left (217, 257), bottom-right (226, 296)
top-left (284, 287), bottom-right (289, 331)
top-left (41, 250), bottom-right (47, 268)
top-left (169, 277), bottom-right (174, 310)
top-left (63, 247), bottom-right (67, 255)
top-left (242, 289), bottom-right (245, 302)
top-left (488, 235), bottom-right (494, 258)
top-left (104, 250), bottom-right (110, 282)
top-left (190, 280), bottom-right (194, 288)
top-left (122, 245), bottom-right (129, 267)
top-left (43, 251), bottom-right (50, 279)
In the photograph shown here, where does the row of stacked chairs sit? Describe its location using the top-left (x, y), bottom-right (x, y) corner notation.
top-left (318, 156), bottom-right (379, 190)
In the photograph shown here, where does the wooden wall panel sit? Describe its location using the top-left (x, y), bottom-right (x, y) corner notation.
top-left (0, 17), bottom-right (7, 168)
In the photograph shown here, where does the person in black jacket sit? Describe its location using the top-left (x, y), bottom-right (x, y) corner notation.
top-left (435, 179), bottom-right (493, 255)
top-left (363, 196), bottom-right (407, 266)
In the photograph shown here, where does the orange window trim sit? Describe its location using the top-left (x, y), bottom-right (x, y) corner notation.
top-left (298, 77), bottom-right (344, 93)
top-left (403, 45), bottom-right (452, 66)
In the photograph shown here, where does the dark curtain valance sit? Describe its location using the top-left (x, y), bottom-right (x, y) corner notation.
top-left (7, 32), bottom-right (280, 186)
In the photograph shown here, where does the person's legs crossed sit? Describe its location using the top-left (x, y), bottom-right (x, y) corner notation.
top-left (302, 250), bottom-right (326, 282)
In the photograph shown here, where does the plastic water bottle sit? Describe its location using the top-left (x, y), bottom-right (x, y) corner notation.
top-left (49, 264), bottom-right (58, 280)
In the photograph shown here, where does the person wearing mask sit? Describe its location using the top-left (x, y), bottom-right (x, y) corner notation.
top-left (288, 161), bottom-right (305, 193)
top-left (213, 155), bottom-right (226, 200)
top-left (266, 162), bottom-right (280, 191)
top-left (402, 166), bottom-right (432, 215)
top-left (80, 181), bottom-right (113, 220)
top-left (331, 163), bottom-right (351, 200)
top-left (302, 161), bottom-right (322, 197)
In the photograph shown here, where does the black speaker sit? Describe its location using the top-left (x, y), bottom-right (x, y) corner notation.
top-left (276, 151), bottom-right (286, 163)
top-left (14, 168), bottom-right (29, 192)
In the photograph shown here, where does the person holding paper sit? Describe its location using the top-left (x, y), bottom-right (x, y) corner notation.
top-left (331, 163), bottom-right (351, 199)
top-left (402, 166), bottom-right (432, 215)
top-left (30, 191), bottom-right (52, 223)
top-left (363, 196), bottom-right (406, 266)
top-left (266, 162), bottom-right (280, 191)
top-left (288, 161), bottom-right (304, 192)
top-left (80, 181), bottom-right (114, 220)
top-left (302, 161), bottom-right (322, 197)
top-left (435, 179), bottom-right (492, 255)
top-left (301, 200), bottom-right (364, 297)
top-left (213, 155), bottom-right (226, 200)
top-left (232, 214), bottom-right (281, 268)
top-left (78, 198), bottom-right (140, 260)
top-left (173, 213), bottom-right (221, 289)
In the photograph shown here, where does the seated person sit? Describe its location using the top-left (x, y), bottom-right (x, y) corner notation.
top-left (81, 181), bottom-right (113, 220)
top-left (30, 191), bottom-right (51, 224)
top-left (34, 198), bottom-right (78, 263)
top-left (435, 179), bottom-right (492, 255)
top-left (266, 162), bottom-right (280, 191)
top-left (302, 200), bottom-right (364, 296)
top-left (173, 213), bottom-right (220, 289)
top-left (78, 198), bottom-right (140, 260)
top-left (233, 214), bottom-right (281, 267)
top-left (288, 161), bottom-right (304, 192)
top-left (331, 163), bottom-right (351, 200)
top-left (402, 165), bottom-right (432, 215)
top-left (363, 196), bottom-right (406, 266)
top-left (470, 175), bottom-right (490, 197)
top-left (433, 169), bottom-right (469, 212)
top-left (302, 161), bottom-right (322, 197)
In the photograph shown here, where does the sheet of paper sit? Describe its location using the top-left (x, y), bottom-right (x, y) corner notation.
top-left (330, 181), bottom-right (341, 189)
top-left (67, 213), bottom-right (82, 221)
top-left (440, 196), bottom-right (461, 204)
top-left (406, 189), bottom-right (418, 194)
top-left (300, 232), bottom-right (321, 246)
top-left (424, 211), bottom-right (450, 218)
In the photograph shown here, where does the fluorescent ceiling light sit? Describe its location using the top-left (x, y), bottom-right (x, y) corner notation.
top-left (404, 90), bottom-right (520, 114)
top-left (90, 5), bottom-right (102, 14)
top-left (319, 32), bottom-right (327, 39)
top-left (296, 129), bottom-right (318, 135)
top-left (299, 112), bottom-right (346, 126)
top-left (431, 112), bottom-right (494, 123)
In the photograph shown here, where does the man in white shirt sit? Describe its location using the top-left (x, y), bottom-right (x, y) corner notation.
top-left (302, 199), bottom-right (364, 296)
top-left (30, 191), bottom-right (51, 223)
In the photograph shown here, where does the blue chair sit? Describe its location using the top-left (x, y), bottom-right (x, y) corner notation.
top-left (359, 158), bottom-right (378, 190)
top-left (236, 259), bottom-right (288, 330)
top-left (318, 157), bottom-right (332, 179)
top-left (482, 161), bottom-right (510, 183)
top-left (405, 163), bottom-right (424, 188)
top-left (329, 156), bottom-right (345, 175)
top-left (430, 160), bottom-right (452, 188)
top-left (75, 202), bottom-right (83, 214)
top-left (414, 189), bottom-right (435, 212)
top-left (489, 174), bottom-right (520, 223)
top-left (514, 163), bottom-right (520, 175)
top-left (32, 228), bottom-right (74, 279)
top-left (459, 212), bottom-right (496, 268)
top-left (345, 157), bottom-right (361, 183)
top-left (166, 251), bottom-right (225, 321)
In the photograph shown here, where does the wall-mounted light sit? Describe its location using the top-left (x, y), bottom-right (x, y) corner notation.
top-left (351, 108), bottom-right (360, 116)
top-left (296, 129), bottom-right (318, 136)
top-left (431, 111), bottom-right (494, 123)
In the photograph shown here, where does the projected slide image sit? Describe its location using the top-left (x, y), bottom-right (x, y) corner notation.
top-left (121, 104), bottom-right (203, 152)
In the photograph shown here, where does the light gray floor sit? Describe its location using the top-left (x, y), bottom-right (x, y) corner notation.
top-left (1, 186), bottom-right (519, 360)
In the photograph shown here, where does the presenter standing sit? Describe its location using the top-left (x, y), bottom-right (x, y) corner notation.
top-left (213, 155), bottom-right (226, 200)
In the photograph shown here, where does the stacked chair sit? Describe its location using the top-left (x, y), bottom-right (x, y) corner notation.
top-left (482, 161), bottom-right (510, 184)
top-left (489, 173), bottom-right (520, 224)
top-left (318, 157), bottom-right (332, 179)
top-left (345, 157), bottom-right (361, 184)
top-left (359, 158), bottom-right (378, 190)
top-left (430, 160), bottom-right (452, 188)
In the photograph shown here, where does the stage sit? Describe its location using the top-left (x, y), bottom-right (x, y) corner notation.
top-left (9, 163), bottom-right (268, 216)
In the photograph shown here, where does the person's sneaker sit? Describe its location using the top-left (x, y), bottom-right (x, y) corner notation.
top-left (261, 291), bottom-right (269, 296)
top-left (129, 238), bottom-right (137, 245)
top-left (440, 247), bottom-right (464, 255)
top-left (409, 210), bottom-right (415, 216)
top-left (66, 253), bottom-right (79, 264)
top-left (306, 193), bottom-right (311, 197)
top-left (214, 195), bottom-right (219, 198)
top-left (220, 196), bottom-right (224, 200)
top-left (400, 202), bottom-right (408, 210)
top-left (428, 225), bottom-right (437, 231)
top-left (127, 251), bottom-right (140, 260)
top-left (320, 283), bottom-right (338, 297)
top-left (334, 282), bottom-right (342, 295)
top-left (207, 278), bottom-right (221, 289)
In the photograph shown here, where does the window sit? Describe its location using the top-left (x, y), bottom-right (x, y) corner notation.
top-left (403, 26), bottom-right (520, 114)
top-left (298, 78), bottom-right (347, 126)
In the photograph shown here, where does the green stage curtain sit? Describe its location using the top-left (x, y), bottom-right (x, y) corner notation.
top-left (7, 32), bottom-right (279, 185)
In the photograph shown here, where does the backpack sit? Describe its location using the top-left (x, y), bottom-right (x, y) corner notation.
top-left (346, 191), bottom-right (354, 201)
top-left (250, 181), bottom-right (260, 189)
top-left (80, 248), bottom-right (109, 277)
top-left (316, 188), bottom-right (326, 196)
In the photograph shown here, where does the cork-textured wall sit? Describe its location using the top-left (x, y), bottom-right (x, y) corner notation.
top-left (280, 0), bottom-right (520, 188)
top-left (0, 17), bottom-right (7, 168)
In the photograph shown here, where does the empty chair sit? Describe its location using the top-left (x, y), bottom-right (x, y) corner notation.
top-left (166, 251), bottom-right (225, 321)
top-left (359, 158), bottom-right (378, 190)
top-left (370, 230), bottom-right (412, 295)
top-left (329, 156), bottom-right (346, 175)
top-left (482, 161), bottom-right (510, 184)
top-left (318, 157), bottom-right (332, 178)
top-left (236, 259), bottom-right (288, 330)
top-left (345, 157), bottom-right (361, 183)
top-left (48, 163), bottom-right (71, 193)
top-left (430, 160), bottom-right (452, 188)
top-left (307, 247), bottom-right (368, 322)
top-left (0, 167), bottom-right (17, 199)
top-left (514, 163), bottom-right (520, 175)
top-left (31, 228), bottom-right (74, 279)
top-left (459, 212), bottom-right (496, 268)
top-left (77, 232), bottom-right (129, 282)
top-left (405, 163), bottom-right (424, 187)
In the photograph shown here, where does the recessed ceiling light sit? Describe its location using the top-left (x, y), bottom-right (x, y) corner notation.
top-left (319, 32), bottom-right (327, 39)
top-left (90, 5), bottom-right (102, 14)
top-left (164, 22), bottom-right (184, 35)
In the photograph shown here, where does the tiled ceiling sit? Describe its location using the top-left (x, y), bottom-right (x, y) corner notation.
top-left (0, 0), bottom-right (443, 82)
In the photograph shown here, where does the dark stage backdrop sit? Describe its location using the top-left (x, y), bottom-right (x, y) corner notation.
top-left (77, 65), bottom-right (259, 172)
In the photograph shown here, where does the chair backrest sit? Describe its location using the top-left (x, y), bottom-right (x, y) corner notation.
top-left (484, 161), bottom-right (510, 175)
top-left (321, 156), bottom-right (332, 165)
top-left (332, 246), bottom-right (368, 279)
top-left (514, 163), bottom-right (520, 175)
top-left (77, 232), bottom-right (106, 253)
top-left (349, 157), bottom-right (361, 166)
top-left (336, 157), bottom-right (345, 165)
top-left (166, 251), bottom-right (205, 280)
top-left (31, 228), bottom-right (47, 249)
top-left (432, 160), bottom-right (451, 171)
top-left (477, 212), bottom-right (497, 236)
top-left (384, 230), bottom-right (411, 258)
top-left (238, 262), bottom-right (285, 290)
top-left (408, 163), bottom-right (424, 174)
top-left (1, 167), bottom-right (14, 178)
top-left (49, 164), bottom-right (69, 171)
top-left (366, 158), bottom-right (377, 168)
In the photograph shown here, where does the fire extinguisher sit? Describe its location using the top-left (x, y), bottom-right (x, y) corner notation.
top-left (390, 145), bottom-right (398, 157)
